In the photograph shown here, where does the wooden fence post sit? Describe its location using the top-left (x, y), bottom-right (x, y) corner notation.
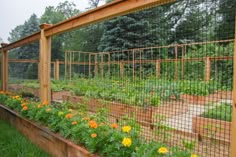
top-left (132, 50), bottom-right (135, 81)
top-left (204, 56), bottom-right (210, 82)
top-left (174, 45), bottom-right (178, 80)
top-left (1, 43), bottom-right (8, 91)
top-left (230, 17), bottom-right (236, 157)
top-left (181, 46), bottom-right (185, 80)
top-left (39, 24), bottom-right (52, 103)
top-left (120, 61), bottom-right (124, 78)
top-left (94, 55), bottom-right (98, 77)
top-left (54, 59), bottom-right (60, 80)
top-left (88, 54), bottom-right (91, 78)
top-left (155, 60), bottom-right (160, 78)
top-left (100, 54), bottom-right (104, 79)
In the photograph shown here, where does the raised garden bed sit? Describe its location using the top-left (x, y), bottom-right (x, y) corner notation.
top-left (62, 95), bottom-right (188, 127)
top-left (8, 84), bottom-right (70, 101)
top-left (8, 84), bottom-right (24, 92)
top-left (192, 116), bottom-right (231, 143)
top-left (0, 92), bottom-right (197, 157)
top-left (52, 90), bottom-right (71, 101)
top-left (0, 104), bottom-right (97, 157)
top-left (180, 91), bottom-right (232, 105)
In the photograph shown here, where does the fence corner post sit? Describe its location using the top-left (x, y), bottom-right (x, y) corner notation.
top-left (230, 16), bottom-right (236, 157)
top-left (39, 23), bottom-right (52, 103)
top-left (0, 43), bottom-right (8, 91)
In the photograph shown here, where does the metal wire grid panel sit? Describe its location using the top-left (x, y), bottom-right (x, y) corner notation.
top-left (62, 0), bottom-right (236, 156)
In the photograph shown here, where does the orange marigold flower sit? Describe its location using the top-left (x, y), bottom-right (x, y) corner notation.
top-left (22, 106), bottom-right (28, 111)
top-left (42, 101), bottom-right (48, 106)
top-left (88, 120), bottom-right (98, 129)
top-left (11, 95), bottom-right (20, 99)
top-left (91, 133), bottom-right (97, 138)
top-left (72, 121), bottom-right (77, 125)
top-left (110, 123), bottom-right (118, 129)
top-left (65, 113), bottom-right (72, 119)
top-left (46, 108), bottom-right (51, 112)
top-left (21, 103), bottom-right (27, 107)
top-left (82, 117), bottom-right (90, 121)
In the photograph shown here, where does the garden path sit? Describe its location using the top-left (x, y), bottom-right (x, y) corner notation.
top-left (161, 100), bottom-right (231, 133)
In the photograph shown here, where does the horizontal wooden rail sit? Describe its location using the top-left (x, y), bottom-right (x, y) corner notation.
top-left (0, 32), bottom-right (40, 52)
top-left (8, 59), bottom-right (39, 63)
top-left (97, 56), bottom-right (233, 65)
top-left (8, 56), bottom-right (233, 65)
top-left (82, 39), bottom-right (233, 54)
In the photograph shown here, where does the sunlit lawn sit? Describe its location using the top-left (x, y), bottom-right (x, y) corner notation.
top-left (0, 119), bottom-right (50, 157)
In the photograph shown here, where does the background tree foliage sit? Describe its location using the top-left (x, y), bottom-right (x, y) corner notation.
top-left (5, 0), bottom-right (235, 84)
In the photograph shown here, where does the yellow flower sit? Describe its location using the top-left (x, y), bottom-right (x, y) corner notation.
top-left (91, 133), bottom-right (97, 138)
top-left (122, 125), bottom-right (131, 133)
top-left (58, 111), bottom-right (64, 116)
top-left (122, 137), bottom-right (132, 147)
top-left (68, 109), bottom-right (73, 112)
top-left (37, 104), bottom-right (42, 108)
top-left (158, 147), bottom-right (168, 154)
top-left (46, 108), bottom-right (51, 112)
top-left (190, 154), bottom-right (198, 157)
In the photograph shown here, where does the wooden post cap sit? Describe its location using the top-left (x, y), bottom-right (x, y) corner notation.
top-left (1, 43), bottom-right (8, 47)
top-left (39, 23), bottom-right (52, 29)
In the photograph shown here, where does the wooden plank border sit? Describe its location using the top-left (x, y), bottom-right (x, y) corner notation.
top-left (0, 104), bottom-right (97, 157)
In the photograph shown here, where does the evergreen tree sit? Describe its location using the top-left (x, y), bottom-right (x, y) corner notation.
top-left (98, 10), bottom-right (155, 52)
top-left (7, 14), bottom-right (40, 79)
top-left (40, 1), bottom-right (79, 60)
top-left (217, 0), bottom-right (236, 40)
top-left (88, 0), bottom-right (104, 8)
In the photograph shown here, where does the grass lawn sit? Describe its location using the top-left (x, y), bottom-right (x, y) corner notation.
top-left (0, 119), bottom-right (50, 157)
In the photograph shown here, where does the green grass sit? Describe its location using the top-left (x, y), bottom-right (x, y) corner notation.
top-left (0, 119), bottom-right (50, 157)
top-left (201, 103), bottom-right (232, 122)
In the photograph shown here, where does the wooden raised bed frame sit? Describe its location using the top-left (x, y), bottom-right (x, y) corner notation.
top-left (180, 91), bottom-right (232, 105)
top-left (192, 116), bottom-right (231, 143)
top-left (62, 95), bottom-right (188, 127)
top-left (8, 84), bottom-right (70, 101)
top-left (0, 104), bottom-right (97, 157)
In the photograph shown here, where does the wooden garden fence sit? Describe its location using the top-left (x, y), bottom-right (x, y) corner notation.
top-left (0, 0), bottom-right (236, 156)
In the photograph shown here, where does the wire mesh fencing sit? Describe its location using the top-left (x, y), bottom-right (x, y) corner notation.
top-left (62, 0), bottom-right (235, 156)
top-left (2, 0), bottom-right (235, 156)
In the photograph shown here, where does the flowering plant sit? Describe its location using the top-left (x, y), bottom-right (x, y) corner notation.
top-left (0, 91), bottom-right (199, 157)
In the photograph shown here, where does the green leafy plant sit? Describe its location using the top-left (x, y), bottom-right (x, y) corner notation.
top-left (0, 91), bottom-right (199, 157)
top-left (201, 103), bottom-right (232, 122)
